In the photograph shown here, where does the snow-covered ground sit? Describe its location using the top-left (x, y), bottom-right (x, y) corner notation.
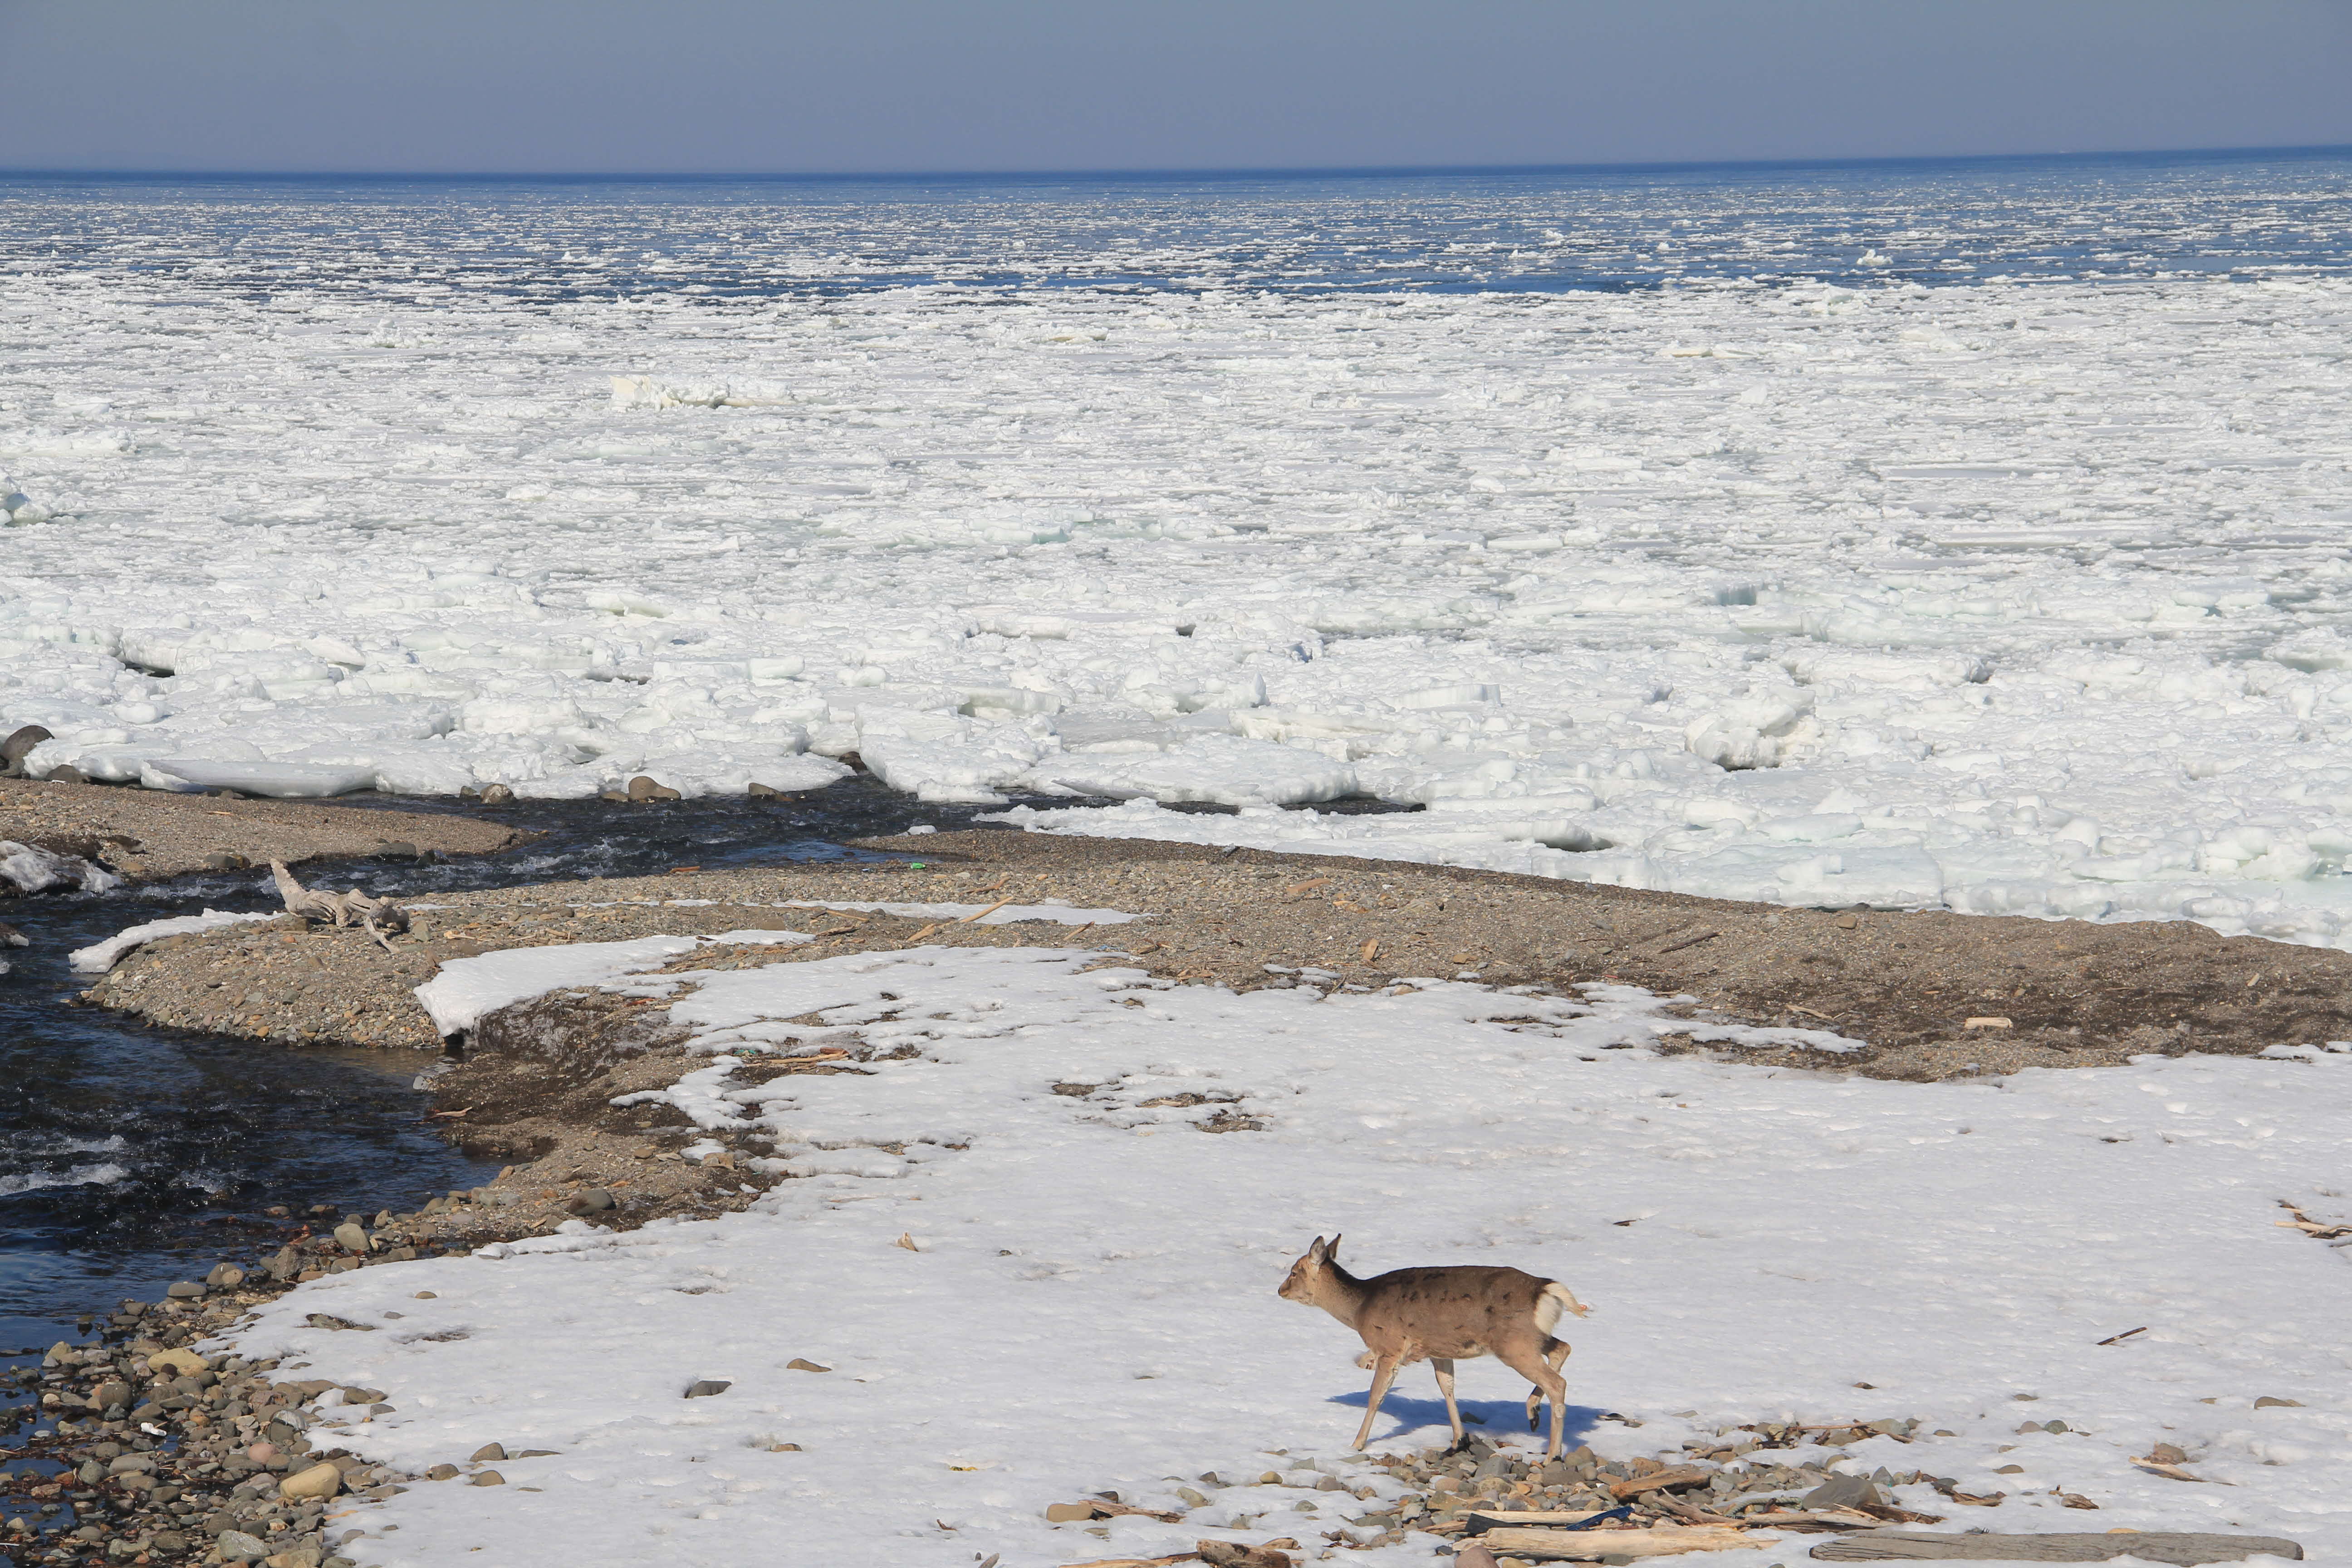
top-left (5, 169), bottom-right (2352, 945)
top-left (228, 935), bottom-right (2352, 1568)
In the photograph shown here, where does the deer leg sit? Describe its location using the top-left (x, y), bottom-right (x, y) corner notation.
top-left (1431, 1359), bottom-right (1464, 1448)
top-left (1500, 1344), bottom-right (1571, 1461)
top-left (1351, 1351), bottom-right (1402, 1453)
top-left (1524, 1336), bottom-right (1571, 1431)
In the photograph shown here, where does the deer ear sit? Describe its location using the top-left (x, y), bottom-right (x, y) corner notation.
top-left (1326, 1233), bottom-right (1342, 1261)
top-left (1306, 1235), bottom-right (1328, 1260)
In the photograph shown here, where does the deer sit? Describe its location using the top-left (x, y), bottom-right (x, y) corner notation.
top-left (1277, 1235), bottom-right (1587, 1457)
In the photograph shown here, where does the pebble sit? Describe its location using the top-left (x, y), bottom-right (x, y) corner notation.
top-left (216, 1529), bottom-right (271, 1561)
top-left (684, 1378), bottom-right (733, 1398)
top-left (470, 1442), bottom-right (506, 1462)
top-left (470, 1470), bottom-right (506, 1486)
top-left (2253, 1396), bottom-right (2303, 1409)
top-left (333, 1221), bottom-right (371, 1254)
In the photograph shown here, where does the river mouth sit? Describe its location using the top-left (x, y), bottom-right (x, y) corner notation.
top-left (0, 776), bottom-right (1055, 1357)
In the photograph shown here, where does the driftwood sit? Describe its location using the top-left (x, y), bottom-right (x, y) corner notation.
top-left (270, 860), bottom-right (408, 952)
top-left (1809, 1532), bottom-right (2302, 1564)
top-left (1736, 1509), bottom-right (1912, 1532)
top-left (1466, 1508), bottom-right (1632, 1535)
top-left (1477, 1525), bottom-right (1760, 1560)
top-left (1609, 1465), bottom-right (1715, 1499)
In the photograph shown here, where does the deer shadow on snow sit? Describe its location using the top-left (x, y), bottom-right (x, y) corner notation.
top-left (1325, 1387), bottom-right (1607, 1450)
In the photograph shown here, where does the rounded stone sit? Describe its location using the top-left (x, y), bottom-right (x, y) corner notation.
top-left (215, 1529), bottom-right (270, 1562)
top-left (279, 1461), bottom-right (343, 1500)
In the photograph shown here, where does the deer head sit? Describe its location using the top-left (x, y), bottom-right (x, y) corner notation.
top-left (1278, 1233), bottom-right (1344, 1304)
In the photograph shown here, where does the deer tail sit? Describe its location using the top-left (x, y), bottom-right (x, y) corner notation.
top-left (1533, 1280), bottom-right (1590, 1335)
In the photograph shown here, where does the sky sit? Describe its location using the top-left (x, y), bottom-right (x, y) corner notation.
top-left (1, 0), bottom-right (2349, 176)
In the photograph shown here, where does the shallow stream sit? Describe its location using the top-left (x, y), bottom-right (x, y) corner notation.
top-left (0, 779), bottom-right (1026, 1356)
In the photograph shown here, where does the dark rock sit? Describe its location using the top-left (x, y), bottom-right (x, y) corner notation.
top-left (1, 724), bottom-right (52, 774)
top-left (747, 781), bottom-right (789, 798)
top-left (565, 1187), bottom-right (617, 1214)
top-left (0, 920), bottom-right (25, 947)
top-left (683, 1379), bottom-right (731, 1399)
top-left (476, 783), bottom-right (514, 805)
top-left (45, 764), bottom-right (87, 784)
top-left (1802, 1472), bottom-right (1885, 1511)
top-left (377, 841), bottom-right (418, 859)
top-left (164, 1281), bottom-right (206, 1299)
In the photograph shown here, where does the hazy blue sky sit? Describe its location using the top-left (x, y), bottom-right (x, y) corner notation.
top-left (3, 0), bottom-right (2348, 175)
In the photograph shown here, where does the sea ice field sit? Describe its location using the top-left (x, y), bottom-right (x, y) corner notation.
top-left (230, 931), bottom-right (2352, 1568)
top-left (5, 155), bottom-right (2352, 942)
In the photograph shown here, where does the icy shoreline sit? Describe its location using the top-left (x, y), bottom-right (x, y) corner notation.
top-left (34, 836), bottom-right (2352, 1566)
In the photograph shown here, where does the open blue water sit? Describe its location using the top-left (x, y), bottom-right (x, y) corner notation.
top-left (4, 146), bottom-right (2347, 304)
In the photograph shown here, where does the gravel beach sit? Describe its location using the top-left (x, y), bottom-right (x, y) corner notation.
top-left (0, 780), bottom-right (519, 889)
top-left (85, 827), bottom-right (2352, 1079)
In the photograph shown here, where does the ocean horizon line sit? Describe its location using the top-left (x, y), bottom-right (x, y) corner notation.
top-left (4, 140), bottom-right (2350, 187)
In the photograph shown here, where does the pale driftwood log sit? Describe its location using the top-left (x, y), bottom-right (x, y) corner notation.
top-left (1809, 1532), bottom-right (2302, 1564)
top-left (1477, 1525), bottom-right (1759, 1560)
top-left (1737, 1509), bottom-right (1892, 1530)
top-left (270, 860), bottom-right (409, 952)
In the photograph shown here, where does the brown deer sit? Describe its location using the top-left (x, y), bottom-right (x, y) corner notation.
top-left (1278, 1235), bottom-right (1587, 1456)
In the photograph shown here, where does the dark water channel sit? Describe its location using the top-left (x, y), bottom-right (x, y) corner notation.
top-left (0, 777), bottom-right (1046, 1492)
